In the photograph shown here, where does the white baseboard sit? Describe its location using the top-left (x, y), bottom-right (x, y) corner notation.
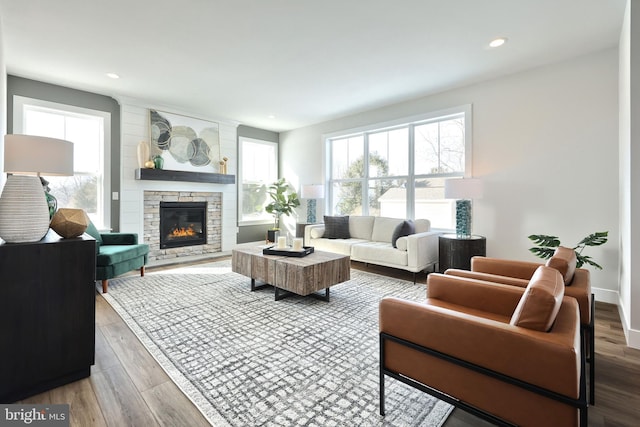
top-left (592, 287), bottom-right (618, 304)
top-left (615, 296), bottom-right (640, 350)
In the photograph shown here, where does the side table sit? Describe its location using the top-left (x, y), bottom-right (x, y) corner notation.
top-left (438, 234), bottom-right (486, 272)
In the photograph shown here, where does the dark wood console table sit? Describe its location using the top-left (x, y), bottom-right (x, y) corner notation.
top-left (0, 230), bottom-right (96, 402)
top-left (438, 234), bottom-right (486, 272)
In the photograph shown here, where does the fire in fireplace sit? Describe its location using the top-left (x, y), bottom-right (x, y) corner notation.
top-left (159, 201), bottom-right (207, 249)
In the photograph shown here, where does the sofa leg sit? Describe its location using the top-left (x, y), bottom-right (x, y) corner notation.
top-left (140, 266), bottom-right (145, 277)
top-left (102, 279), bottom-right (108, 293)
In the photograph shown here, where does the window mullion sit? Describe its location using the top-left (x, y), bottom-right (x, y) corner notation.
top-left (363, 133), bottom-right (370, 216)
top-left (408, 124), bottom-right (415, 220)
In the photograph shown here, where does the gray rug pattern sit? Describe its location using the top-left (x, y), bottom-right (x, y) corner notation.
top-left (102, 261), bottom-right (453, 426)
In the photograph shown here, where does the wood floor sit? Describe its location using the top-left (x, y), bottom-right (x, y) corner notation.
top-left (17, 260), bottom-right (640, 426)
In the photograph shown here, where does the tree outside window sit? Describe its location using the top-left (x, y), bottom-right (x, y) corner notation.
top-left (327, 108), bottom-right (469, 228)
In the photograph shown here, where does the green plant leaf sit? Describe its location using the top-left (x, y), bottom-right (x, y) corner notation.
top-left (577, 254), bottom-right (603, 270)
top-left (576, 231), bottom-right (608, 247)
top-left (527, 235), bottom-right (560, 248)
top-left (264, 179), bottom-right (300, 224)
top-left (529, 247), bottom-right (555, 259)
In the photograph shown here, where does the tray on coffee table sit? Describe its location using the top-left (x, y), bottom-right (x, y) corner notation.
top-left (262, 246), bottom-right (314, 257)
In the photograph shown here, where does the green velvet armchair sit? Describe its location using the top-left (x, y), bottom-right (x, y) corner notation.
top-left (85, 222), bottom-right (149, 293)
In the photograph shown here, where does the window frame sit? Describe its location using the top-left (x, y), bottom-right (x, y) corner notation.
top-left (12, 95), bottom-right (112, 229)
top-left (324, 104), bottom-right (472, 229)
top-left (237, 136), bottom-right (279, 226)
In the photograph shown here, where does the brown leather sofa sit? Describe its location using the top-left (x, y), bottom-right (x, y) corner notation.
top-left (444, 246), bottom-right (595, 404)
top-left (379, 266), bottom-right (587, 427)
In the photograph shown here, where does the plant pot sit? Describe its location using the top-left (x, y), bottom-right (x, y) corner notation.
top-left (266, 229), bottom-right (279, 244)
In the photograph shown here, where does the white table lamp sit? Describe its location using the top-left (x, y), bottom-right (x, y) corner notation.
top-left (0, 134), bottom-right (74, 243)
top-left (444, 178), bottom-right (483, 238)
top-left (300, 184), bottom-right (324, 224)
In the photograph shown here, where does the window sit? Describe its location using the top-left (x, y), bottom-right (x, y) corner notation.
top-left (327, 106), bottom-right (471, 229)
top-left (238, 137), bottom-right (278, 225)
top-left (13, 96), bottom-right (111, 228)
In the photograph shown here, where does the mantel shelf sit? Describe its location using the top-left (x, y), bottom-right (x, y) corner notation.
top-left (135, 168), bottom-right (235, 184)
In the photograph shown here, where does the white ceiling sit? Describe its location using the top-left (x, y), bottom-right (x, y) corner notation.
top-left (0, 0), bottom-right (627, 132)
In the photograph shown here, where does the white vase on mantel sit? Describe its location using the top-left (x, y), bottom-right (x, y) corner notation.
top-left (137, 141), bottom-right (150, 168)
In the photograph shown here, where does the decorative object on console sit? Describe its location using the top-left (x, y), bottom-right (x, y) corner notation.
top-left (528, 231), bottom-right (608, 269)
top-left (300, 184), bottom-right (324, 224)
top-left (444, 177), bottom-right (483, 238)
top-left (0, 134), bottom-right (73, 243)
top-left (50, 208), bottom-right (90, 238)
top-left (40, 176), bottom-right (57, 219)
top-left (149, 109), bottom-right (220, 170)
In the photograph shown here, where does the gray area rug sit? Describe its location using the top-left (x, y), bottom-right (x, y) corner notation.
top-left (101, 261), bottom-right (453, 426)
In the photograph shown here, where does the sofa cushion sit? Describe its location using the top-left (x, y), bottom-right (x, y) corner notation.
top-left (545, 246), bottom-right (577, 285)
top-left (85, 221), bottom-right (103, 249)
top-left (349, 216), bottom-right (375, 240)
top-left (323, 215), bottom-right (350, 239)
top-left (351, 241), bottom-right (408, 266)
top-left (96, 244), bottom-right (149, 267)
top-left (371, 217), bottom-right (404, 243)
top-left (310, 237), bottom-right (367, 256)
top-left (510, 266), bottom-right (564, 332)
top-left (391, 220), bottom-right (415, 248)
top-left (414, 219), bottom-right (431, 233)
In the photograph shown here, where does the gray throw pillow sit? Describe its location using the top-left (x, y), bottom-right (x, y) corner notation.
top-left (392, 220), bottom-right (415, 248)
top-left (323, 215), bottom-right (350, 239)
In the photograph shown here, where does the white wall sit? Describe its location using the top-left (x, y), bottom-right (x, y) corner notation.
top-left (618, 0), bottom-right (640, 348)
top-left (281, 48), bottom-right (620, 303)
top-left (117, 98), bottom-right (238, 251)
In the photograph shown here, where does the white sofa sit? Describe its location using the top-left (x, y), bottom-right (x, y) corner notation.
top-left (304, 216), bottom-right (440, 279)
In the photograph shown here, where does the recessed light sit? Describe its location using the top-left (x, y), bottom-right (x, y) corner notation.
top-left (106, 73), bottom-right (120, 79)
top-left (268, 115), bottom-right (276, 119)
top-left (489, 38), bottom-right (507, 48)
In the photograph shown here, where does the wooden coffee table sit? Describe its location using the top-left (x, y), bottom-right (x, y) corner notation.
top-left (231, 245), bottom-right (350, 301)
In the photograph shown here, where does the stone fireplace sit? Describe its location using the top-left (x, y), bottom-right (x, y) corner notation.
top-left (144, 191), bottom-right (222, 262)
top-left (159, 201), bottom-right (207, 249)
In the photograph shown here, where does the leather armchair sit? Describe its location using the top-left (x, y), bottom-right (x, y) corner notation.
top-left (444, 246), bottom-right (595, 404)
top-left (379, 266), bottom-right (587, 427)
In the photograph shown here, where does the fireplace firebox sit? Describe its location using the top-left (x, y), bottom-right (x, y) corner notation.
top-left (159, 202), bottom-right (207, 249)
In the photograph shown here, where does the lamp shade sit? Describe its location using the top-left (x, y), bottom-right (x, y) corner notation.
top-left (300, 184), bottom-right (325, 199)
top-left (0, 134), bottom-right (74, 243)
top-left (444, 178), bottom-right (483, 200)
top-left (4, 134), bottom-right (74, 175)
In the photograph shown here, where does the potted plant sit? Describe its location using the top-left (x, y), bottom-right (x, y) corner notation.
top-left (265, 178), bottom-right (300, 242)
top-left (528, 231), bottom-right (608, 269)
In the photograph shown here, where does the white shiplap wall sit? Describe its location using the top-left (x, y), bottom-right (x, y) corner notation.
top-left (118, 100), bottom-right (238, 251)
